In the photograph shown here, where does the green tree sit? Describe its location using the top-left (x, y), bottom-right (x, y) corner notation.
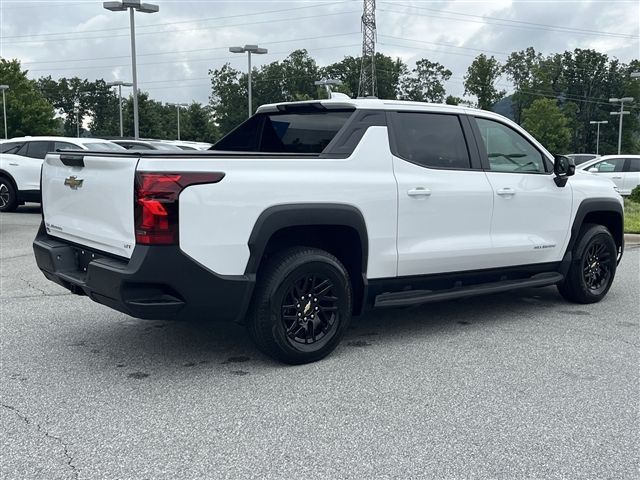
top-left (209, 63), bottom-right (250, 136)
top-left (502, 47), bottom-right (542, 123)
top-left (0, 59), bottom-right (57, 137)
top-left (178, 103), bottom-right (218, 143)
top-left (400, 59), bottom-right (451, 103)
top-left (463, 54), bottom-right (505, 110)
top-left (522, 98), bottom-right (571, 153)
top-left (322, 53), bottom-right (407, 99)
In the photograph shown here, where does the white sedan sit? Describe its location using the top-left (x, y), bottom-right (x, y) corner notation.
top-left (0, 136), bottom-right (125, 212)
top-left (577, 154), bottom-right (640, 196)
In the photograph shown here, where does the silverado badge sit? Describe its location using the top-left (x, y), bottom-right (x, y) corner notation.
top-left (64, 176), bottom-right (84, 190)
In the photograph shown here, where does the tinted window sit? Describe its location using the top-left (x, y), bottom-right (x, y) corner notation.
top-left (591, 159), bottom-right (624, 172)
top-left (392, 112), bottom-right (471, 169)
top-left (625, 159), bottom-right (640, 172)
top-left (0, 141), bottom-right (24, 154)
top-left (16, 143), bottom-right (29, 156)
top-left (214, 109), bottom-right (355, 154)
top-left (26, 141), bottom-right (51, 159)
top-left (476, 118), bottom-right (546, 173)
top-left (54, 142), bottom-right (77, 151)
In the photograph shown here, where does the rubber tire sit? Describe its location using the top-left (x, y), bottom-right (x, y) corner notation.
top-left (557, 224), bottom-right (617, 304)
top-left (247, 247), bottom-right (352, 365)
top-left (0, 177), bottom-right (19, 213)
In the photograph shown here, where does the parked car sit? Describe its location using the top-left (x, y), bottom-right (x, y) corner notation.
top-left (34, 99), bottom-right (624, 364)
top-left (111, 139), bottom-right (184, 151)
top-left (566, 153), bottom-right (600, 165)
top-left (576, 154), bottom-right (640, 195)
top-left (0, 136), bottom-right (125, 212)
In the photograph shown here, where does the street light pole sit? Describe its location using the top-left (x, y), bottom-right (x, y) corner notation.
top-left (168, 103), bottom-right (187, 140)
top-left (107, 81), bottom-right (133, 137)
top-left (229, 45), bottom-right (268, 117)
top-left (589, 120), bottom-right (608, 155)
top-left (74, 101), bottom-right (81, 138)
top-left (609, 97), bottom-right (633, 155)
top-left (0, 85), bottom-right (8, 140)
top-left (103, 1), bottom-right (159, 139)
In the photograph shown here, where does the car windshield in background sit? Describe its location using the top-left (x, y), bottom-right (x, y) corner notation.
top-left (84, 142), bottom-right (126, 151)
top-left (213, 108), bottom-right (355, 154)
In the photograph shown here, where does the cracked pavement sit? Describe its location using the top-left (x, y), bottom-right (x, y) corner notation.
top-left (1, 205), bottom-right (639, 479)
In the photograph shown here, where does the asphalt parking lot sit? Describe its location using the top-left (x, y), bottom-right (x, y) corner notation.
top-left (1, 206), bottom-right (638, 480)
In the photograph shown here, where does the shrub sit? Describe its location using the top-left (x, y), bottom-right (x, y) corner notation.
top-left (629, 185), bottom-right (640, 203)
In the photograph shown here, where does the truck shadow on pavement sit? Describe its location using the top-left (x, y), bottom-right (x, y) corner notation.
top-left (62, 284), bottom-right (590, 378)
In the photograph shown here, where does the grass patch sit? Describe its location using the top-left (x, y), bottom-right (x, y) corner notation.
top-left (624, 199), bottom-right (640, 234)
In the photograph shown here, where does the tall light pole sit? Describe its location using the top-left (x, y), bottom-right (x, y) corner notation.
top-left (314, 79), bottom-right (343, 98)
top-left (74, 100), bottom-right (81, 138)
top-left (107, 80), bottom-right (133, 137)
top-left (229, 45), bottom-right (268, 118)
top-left (609, 97), bottom-right (633, 155)
top-left (589, 120), bottom-right (608, 155)
top-left (168, 103), bottom-right (187, 140)
top-left (0, 85), bottom-right (8, 140)
top-left (103, 1), bottom-right (159, 139)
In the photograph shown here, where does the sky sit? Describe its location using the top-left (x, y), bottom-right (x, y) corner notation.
top-left (1, 0), bottom-right (639, 106)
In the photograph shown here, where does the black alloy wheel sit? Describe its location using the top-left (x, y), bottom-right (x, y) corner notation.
top-left (248, 247), bottom-right (352, 364)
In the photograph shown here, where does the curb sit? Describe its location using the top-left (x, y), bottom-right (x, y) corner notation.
top-left (624, 234), bottom-right (640, 245)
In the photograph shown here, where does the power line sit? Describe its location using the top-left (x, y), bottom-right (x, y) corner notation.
top-left (21, 32), bottom-right (361, 66)
top-left (1, 9), bottom-right (361, 45)
top-left (378, 2), bottom-right (639, 39)
top-left (0, 1), bottom-right (350, 39)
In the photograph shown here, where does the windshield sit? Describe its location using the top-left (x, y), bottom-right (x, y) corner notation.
top-left (83, 142), bottom-right (126, 151)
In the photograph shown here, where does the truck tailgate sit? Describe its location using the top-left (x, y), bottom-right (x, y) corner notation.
top-left (42, 153), bottom-right (138, 258)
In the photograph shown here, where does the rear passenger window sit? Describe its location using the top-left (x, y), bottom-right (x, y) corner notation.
top-left (54, 142), bottom-right (77, 151)
top-left (26, 141), bottom-right (51, 159)
top-left (391, 112), bottom-right (471, 169)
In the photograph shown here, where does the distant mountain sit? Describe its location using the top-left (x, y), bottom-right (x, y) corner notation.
top-left (492, 95), bottom-right (515, 121)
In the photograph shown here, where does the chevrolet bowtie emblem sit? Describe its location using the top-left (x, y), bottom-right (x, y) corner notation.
top-left (64, 176), bottom-right (83, 190)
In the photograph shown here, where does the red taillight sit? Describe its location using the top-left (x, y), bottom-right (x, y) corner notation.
top-left (134, 172), bottom-right (224, 245)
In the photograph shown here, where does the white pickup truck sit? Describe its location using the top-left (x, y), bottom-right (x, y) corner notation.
top-left (33, 99), bottom-right (624, 364)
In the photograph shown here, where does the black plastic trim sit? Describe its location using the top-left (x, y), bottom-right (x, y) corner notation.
top-left (245, 203), bottom-right (369, 276)
top-left (18, 189), bottom-right (41, 203)
top-left (367, 262), bottom-right (562, 307)
top-left (33, 224), bottom-right (254, 323)
top-left (59, 154), bottom-right (85, 167)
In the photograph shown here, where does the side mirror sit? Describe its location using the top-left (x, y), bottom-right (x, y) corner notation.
top-left (553, 155), bottom-right (575, 187)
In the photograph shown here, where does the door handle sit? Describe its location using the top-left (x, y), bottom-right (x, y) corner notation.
top-left (612, 176), bottom-right (622, 179)
top-left (407, 187), bottom-right (431, 197)
top-left (496, 188), bottom-right (516, 196)
top-left (8, 162), bottom-right (18, 166)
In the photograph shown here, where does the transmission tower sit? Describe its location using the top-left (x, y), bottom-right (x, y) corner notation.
top-left (358, 0), bottom-right (377, 98)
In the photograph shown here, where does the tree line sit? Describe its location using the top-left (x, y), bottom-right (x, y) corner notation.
top-left (1, 47), bottom-right (638, 154)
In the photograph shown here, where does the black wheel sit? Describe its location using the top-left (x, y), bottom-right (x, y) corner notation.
top-left (247, 247), bottom-right (352, 364)
top-left (0, 178), bottom-right (19, 212)
top-left (558, 224), bottom-right (617, 304)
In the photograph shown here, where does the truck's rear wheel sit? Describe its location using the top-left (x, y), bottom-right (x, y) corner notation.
top-left (0, 178), bottom-right (18, 212)
top-left (558, 224), bottom-right (617, 304)
top-left (248, 247), bottom-right (352, 364)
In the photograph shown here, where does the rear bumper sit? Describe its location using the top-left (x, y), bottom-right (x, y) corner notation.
top-left (33, 224), bottom-right (254, 322)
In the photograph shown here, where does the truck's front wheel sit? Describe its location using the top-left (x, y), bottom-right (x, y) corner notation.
top-left (248, 247), bottom-right (352, 364)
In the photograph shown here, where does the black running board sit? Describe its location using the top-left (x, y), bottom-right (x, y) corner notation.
top-left (374, 272), bottom-right (564, 308)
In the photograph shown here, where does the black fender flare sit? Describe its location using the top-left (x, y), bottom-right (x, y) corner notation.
top-left (561, 197), bottom-right (624, 273)
top-left (244, 203), bottom-right (369, 276)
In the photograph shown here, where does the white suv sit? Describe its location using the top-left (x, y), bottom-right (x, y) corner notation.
top-left (0, 136), bottom-right (124, 211)
top-left (577, 155), bottom-right (640, 196)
